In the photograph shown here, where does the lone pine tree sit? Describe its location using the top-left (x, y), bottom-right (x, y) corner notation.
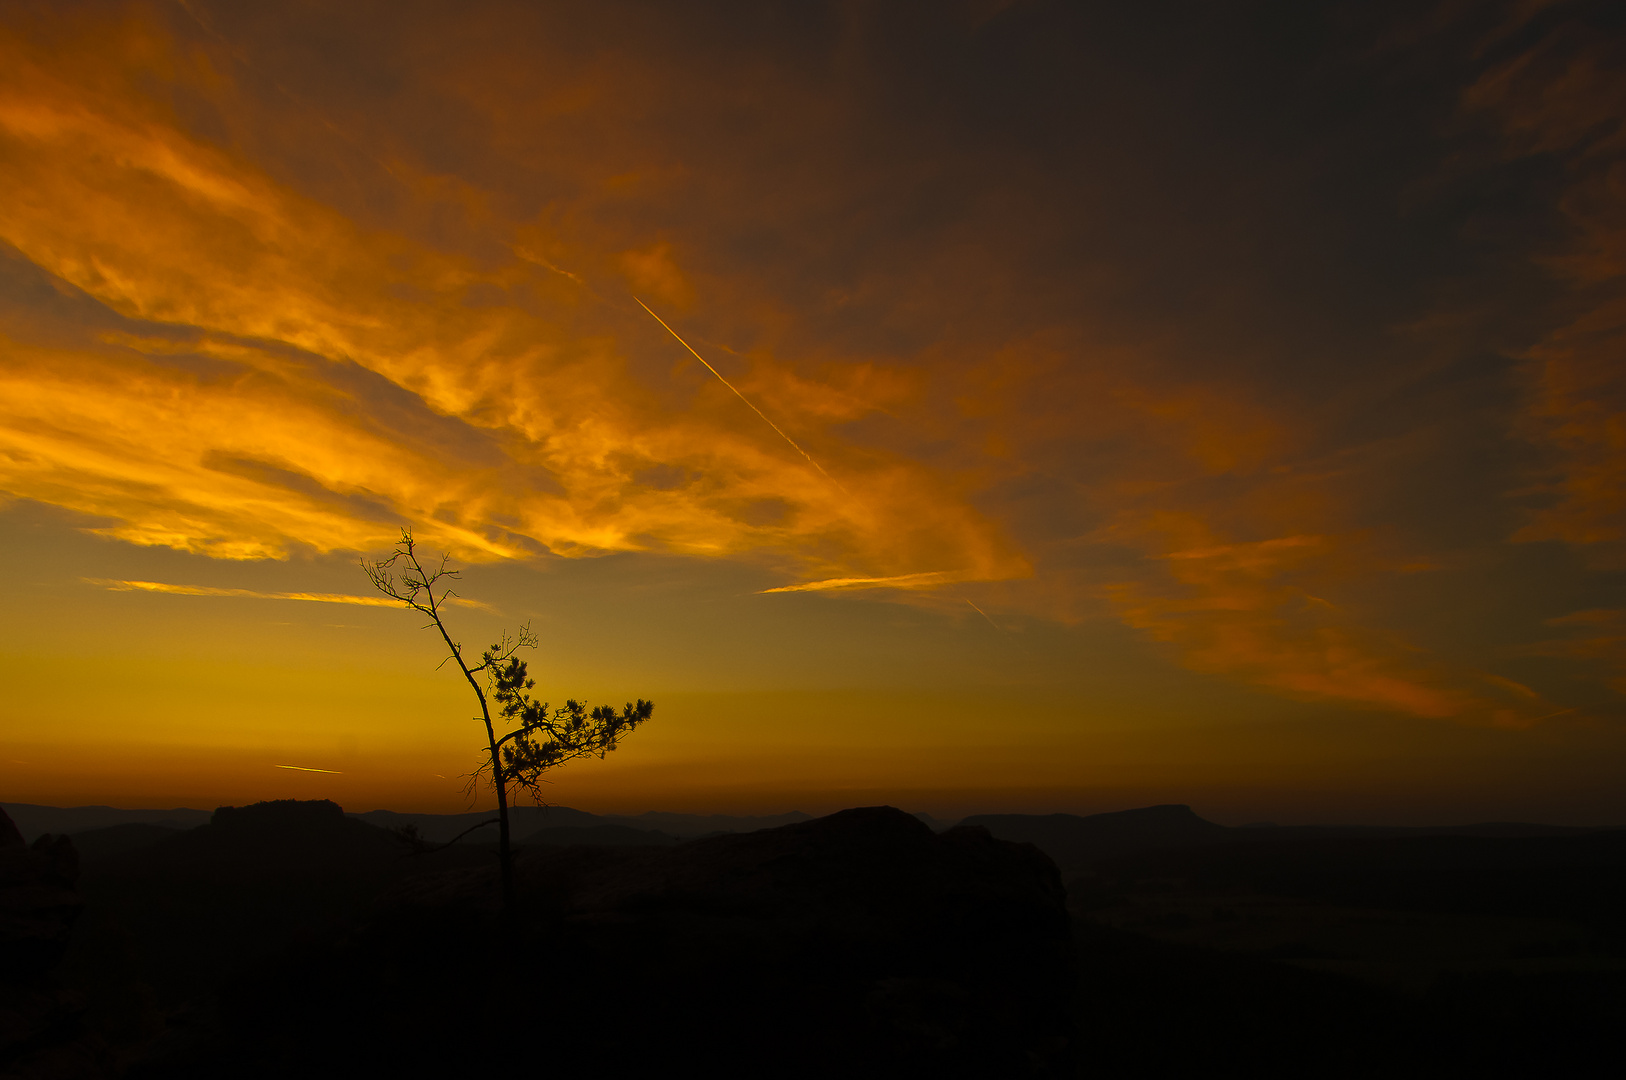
top-left (363, 528), bottom-right (653, 912)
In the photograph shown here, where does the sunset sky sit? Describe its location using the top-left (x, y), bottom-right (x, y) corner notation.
top-left (2, 0), bottom-right (1623, 823)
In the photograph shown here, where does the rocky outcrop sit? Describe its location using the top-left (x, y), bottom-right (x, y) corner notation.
top-left (164, 805), bottom-right (1074, 1078)
top-left (0, 807), bottom-right (107, 1079)
top-left (0, 814), bottom-right (79, 977)
top-left (514, 805), bottom-right (1076, 1075)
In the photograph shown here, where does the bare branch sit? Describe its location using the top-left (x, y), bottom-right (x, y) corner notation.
top-left (363, 527), bottom-right (652, 916)
top-left (392, 818), bottom-right (503, 858)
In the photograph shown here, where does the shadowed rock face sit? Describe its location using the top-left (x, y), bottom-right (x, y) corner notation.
top-left (0, 809), bottom-right (80, 978)
top-left (71, 797), bottom-right (490, 1010)
top-left (1, 807), bottom-right (104, 1078)
top-left (159, 806), bottom-right (1075, 1079)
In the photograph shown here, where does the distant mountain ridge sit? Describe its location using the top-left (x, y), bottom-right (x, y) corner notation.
top-left (524, 823), bottom-right (680, 848)
top-left (604, 809), bottom-right (817, 837)
top-left (962, 805), bottom-right (1229, 869)
top-left (1, 803), bottom-right (212, 841)
top-left (963, 805), bottom-right (1617, 872)
top-left (8, 799), bottom-right (1611, 855)
top-left (3, 801), bottom-right (819, 845)
top-left (349, 806), bottom-right (816, 844)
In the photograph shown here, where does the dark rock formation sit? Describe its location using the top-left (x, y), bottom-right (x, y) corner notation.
top-left (963, 803), bottom-right (1229, 872)
top-left (151, 805), bottom-right (1074, 1078)
top-left (74, 799), bottom-right (488, 1006)
top-left (58, 825), bottom-right (180, 869)
top-left (0, 807), bottom-right (109, 1079)
top-left (0, 818), bottom-right (79, 977)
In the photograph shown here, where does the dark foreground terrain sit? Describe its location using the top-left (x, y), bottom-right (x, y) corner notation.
top-left (982, 805), bottom-right (1626, 1075)
top-left (3, 801), bottom-right (1071, 1078)
top-left (3, 801), bottom-right (1623, 1077)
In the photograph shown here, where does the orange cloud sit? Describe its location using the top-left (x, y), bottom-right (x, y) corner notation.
top-left (0, 10), bottom-right (1026, 589)
top-left (0, 1), bottom-right (1597, 736)
top-left (1466, 13), bottom-right (1626, 559)
top-left (621, 242), bottom-right (694, 309)
top-left (1105, 530), bottom-right (1559, 724)
top-left (931, 325), bottom-right (1550, 723)
top-left (1096, 514), bottom-right (1477, 719)
top-left (1524, 609), bottom-right (1626, 696)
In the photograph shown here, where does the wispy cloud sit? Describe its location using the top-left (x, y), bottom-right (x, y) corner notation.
top-left (1092, 513), bottom-right (1558, 724)
top-left (1522, 609), bottom-right (1626, 695)
top-left (0, 18), bottom-right (1022, 589)
top-left (1466, 12), bottom-right (1626, 563)
top-left (83, 578), bottom-right (495, 612)
top-left (760, 570), bottom-right (974, 593)
top-left (274, 764), bottom-right (343, 774)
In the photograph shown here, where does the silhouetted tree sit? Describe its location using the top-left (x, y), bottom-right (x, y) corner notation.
top-left (363, 528), bottom-right (653, 912)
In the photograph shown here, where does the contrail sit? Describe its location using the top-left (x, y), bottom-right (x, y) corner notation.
top-left (274, 764), bottom-right (343, 774)
top-left (964, 598), bottom-right (1004, 632)
top-left (636, 298), bottom-right (847, 494)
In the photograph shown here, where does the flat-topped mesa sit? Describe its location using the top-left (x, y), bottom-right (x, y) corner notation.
top-left (211, 799), bottom-right (347, 830)
top-left (960, 804), bottom-right (1230, 872)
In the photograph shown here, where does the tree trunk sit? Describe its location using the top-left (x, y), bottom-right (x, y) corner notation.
top-left (493, 758), bottom-right (515, 915)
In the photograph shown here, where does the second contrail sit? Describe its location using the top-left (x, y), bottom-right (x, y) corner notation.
top-left (636, 298), bottom-right (847, 494)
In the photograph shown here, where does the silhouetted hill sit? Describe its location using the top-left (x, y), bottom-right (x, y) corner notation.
top-left (961, 805), bottom-right (1614, 874)
top-left (599, 808), bottom-right (814, 837)
top-left (350, 805), bottom-right (815, 843)
top-left (0, 808), bottom-right (79, 978)
top-left (141, 807), bottom-right (1075, 1078)
top-left (69, 799), bottom-right (489, 1001)
top-left (2, 803), bottom-right (211, 842)
top-left (1062, 824), bottom-right (1626, 1074)
top-left (12, 800), bottom-right (915, 851)
top-left (351, 804), bottom-right (600, 844)
top-left (1421, 821), bottom-right (1602, 838)
top-left (69, 823), bottom-right (182, 866)
top-left (1233, 820), bottom-right (1607, 840)
top-left (97, 799), bottom-right (404, 883)
top-left (521, 823), bottom-right (679, 847)
top-left (0, 807), bottom-right (110, 1075)
top-left (963, 804), bottom-right (1229, 869)
top-left (1092, 829), bottom-right (1626, 931)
